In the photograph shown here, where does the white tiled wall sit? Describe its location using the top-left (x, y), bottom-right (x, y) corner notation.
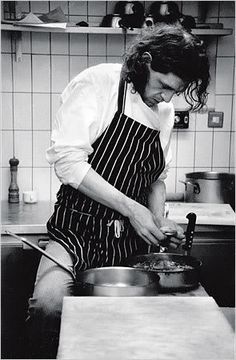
top-left (1, 1), bottom-right (235, 201)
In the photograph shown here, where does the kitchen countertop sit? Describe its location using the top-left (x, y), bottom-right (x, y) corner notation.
top-left (57, 296), bottom-right (234, 360)
top-left (167, 202), bottom-right (235, 226)
top-left (1, 200), bottom-right (235, 235)
top-left (1, 201), bottom-right (54, 234)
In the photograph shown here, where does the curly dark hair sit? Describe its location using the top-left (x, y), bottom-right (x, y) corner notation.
top-left (122, 24), bottom-right (210, 111)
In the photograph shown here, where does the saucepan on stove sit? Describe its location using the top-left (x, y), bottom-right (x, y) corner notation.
top-left (5, 231), bottom-right (159, 297)
top-left (125, 212), bottom-right (202, 292)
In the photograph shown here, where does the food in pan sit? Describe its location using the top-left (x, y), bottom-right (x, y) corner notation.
top-left (132, 259), bottom-right (194, 272)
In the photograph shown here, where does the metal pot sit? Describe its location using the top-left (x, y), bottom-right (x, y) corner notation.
top-left (180, 172), bottom-right (235, 210)
top-left (76, 267), bottom-right (159, 296)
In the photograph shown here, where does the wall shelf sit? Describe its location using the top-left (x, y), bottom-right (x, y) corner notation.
top-left (1, 23), bottom-right (233, 62)
top-left (1, 23), bottom-right (233, 36)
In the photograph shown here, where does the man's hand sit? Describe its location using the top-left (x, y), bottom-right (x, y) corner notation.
top-left (126, 201), bottom-right (167, 246)
top-left (155, 217), bottom-right (185, 249)
top-left (147, 180), bottom-right (185, 249)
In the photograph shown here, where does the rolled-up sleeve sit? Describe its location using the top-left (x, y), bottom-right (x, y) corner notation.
top-left (158, 102), bottom-right (175, 181)
top-left (46, 74), bottom-right (101, 188)
top-left (158, 134), bottom-right (172, 181)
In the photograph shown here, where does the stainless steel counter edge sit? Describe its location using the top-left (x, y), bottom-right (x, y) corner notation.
top-left (1, 201), bottom-right (235, 237)
top-left (1, 224), bottom-right (47, 235)
top-left (1, 225), bottom-right (235, 249)
top-left (1, 221), bottom-right (235, 236)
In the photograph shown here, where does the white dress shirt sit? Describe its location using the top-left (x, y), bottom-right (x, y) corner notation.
top-left (46, 63), bottom-right (174, 189)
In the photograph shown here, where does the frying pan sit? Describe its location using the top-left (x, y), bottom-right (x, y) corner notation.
top-left (5, 231), bottom-right (159, 296)
top-left (6, 212), bottom-right (199, 293)
top-left (125, 212), bottom-right (202, 292)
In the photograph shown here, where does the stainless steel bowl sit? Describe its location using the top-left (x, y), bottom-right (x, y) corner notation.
top-left (76, 266), bottom-right (159, 296)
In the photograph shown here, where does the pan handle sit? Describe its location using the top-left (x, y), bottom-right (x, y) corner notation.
top-left (179, 180), bottom-right (200, 194)
top-left (182, 212), bottom-right (197, 256)
top-left (5, 231), bottom-right (76, 280)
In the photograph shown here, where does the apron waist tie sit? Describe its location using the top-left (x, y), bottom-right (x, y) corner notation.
top-left (107, 220), bottom-right (124, 238)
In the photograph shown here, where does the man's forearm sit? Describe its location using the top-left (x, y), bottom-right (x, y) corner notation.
top-left (77, 167), bottom-right (135, 218)
top-left (148, 180), bottom-right (166, 218)
top-left (75, 168), bottom-right (167, 244)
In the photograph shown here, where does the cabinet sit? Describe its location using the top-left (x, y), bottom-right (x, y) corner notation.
top-left (171, 224), bottom-right (235, 307)
top-left (1, 241), bottom-right (41, 359)
top-left (191, 233), bottom-right (235, 307)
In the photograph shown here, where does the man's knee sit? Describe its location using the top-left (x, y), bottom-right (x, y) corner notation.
top-left (29, 275), bottom-right (74, 318)
top-left (28, 291), bottom-right (63, 319)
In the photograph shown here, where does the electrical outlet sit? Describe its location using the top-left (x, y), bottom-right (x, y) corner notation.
top-left (174, 111), bottom-right (189, 128)
top-left (208, 111), bottom-right (224, 128)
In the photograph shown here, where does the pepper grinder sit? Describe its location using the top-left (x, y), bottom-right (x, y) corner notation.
top-left (8, 156), bottom-right (20, 203)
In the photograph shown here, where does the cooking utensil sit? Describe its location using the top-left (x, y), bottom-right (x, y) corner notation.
top-left (76, 266), bottom-right (159, 296)
top-left (126, 253), bottom-right (201, 292)
top-left (180, 172), bottom-right (235, 210)
top-left (157, 212), bottom-right (196, 254)
top-left (125, 212), bottom-right (201, 292)
top-left (5, 231), bottom-right (159, 296)
top-left (5, 230), bottom-right (75, 280)
top-left (182, 212), bottom-right (196, 256)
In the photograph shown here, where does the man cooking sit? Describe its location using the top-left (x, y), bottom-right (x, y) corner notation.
top-left (26, 24), bottom-right (210, 358)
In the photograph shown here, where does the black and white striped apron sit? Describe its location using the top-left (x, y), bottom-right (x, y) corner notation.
top-left (47, 77), bottom-right (165, 273)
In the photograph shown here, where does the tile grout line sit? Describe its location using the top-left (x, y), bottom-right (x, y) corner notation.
top-left (49, 23), bottom-right (53, 202)
top-left (105, 1), bottom-right (107, 63)
top-left (174, 129), bottom-right (179, 192)
top-left (210, 1), bottom-right (220, 171)
top-left (10, 32), bottom-right (15, 157)
top-left (86, 1), bottom-right (89, 68)
top-left (30, 31), bottom-right (33, 190)
top-left (3, 90), bottom-right (236, 97)
top-left (228, 56), bottom-right (235, 171)
top-left (193, 112), bottom-right (197, 171)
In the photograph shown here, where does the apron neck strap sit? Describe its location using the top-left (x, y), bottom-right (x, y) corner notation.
top-left (117, 73), bottom-right (128, 113)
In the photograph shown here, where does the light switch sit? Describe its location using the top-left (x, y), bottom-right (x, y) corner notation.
top-left (208, 111), bottom-right (224, 128)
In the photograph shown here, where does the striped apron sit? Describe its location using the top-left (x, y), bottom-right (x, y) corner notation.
top-left (47, 77), bottom-right (165, 274)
